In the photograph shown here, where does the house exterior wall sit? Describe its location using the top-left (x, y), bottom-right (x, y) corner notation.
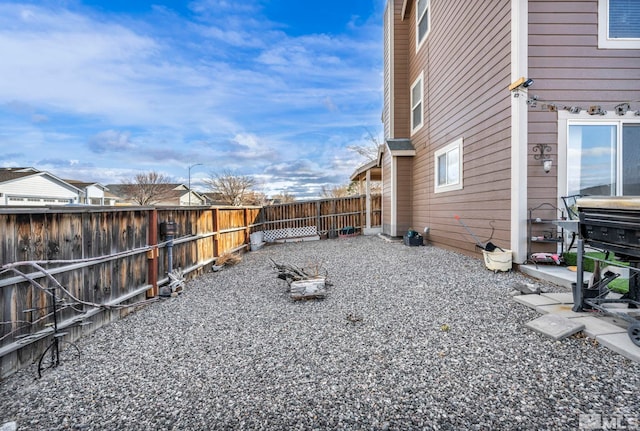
top-left (396, 156), bottom-right (413, 236)
top-left (180, 192), bottom-right (205, 206)
top-left (528, 0), bottom-right (640, 209)
top-left (388, 0), bottom-right (411, 139)
top-left (383, 0), bottom-right (639, 259)
top-left (400, 0), bottom-right (513, 255)
top-left (383, 2), bottom-right (393, 139)
top-left (0, 175), bottom-right (79, 206)
top-left (85, 184), bottom-right (106, 205)
top-left (381, 149), bottom-right (393, 235)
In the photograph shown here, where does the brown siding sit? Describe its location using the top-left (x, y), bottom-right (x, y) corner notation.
top-left (383, 2), bottom-right (392, 139)
top-left (382, 149), bottom-right (393, 235)
top-left (402, 0), bottom-right (513, 256)
top-left (392, 0), bottom-right (411, 138)
top-left (528, 0), bottom-right (640, 210)
top-left (396, 156), bottom-right (413, 234)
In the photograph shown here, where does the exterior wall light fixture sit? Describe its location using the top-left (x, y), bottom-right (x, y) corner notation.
top-left (508, 77), bottom-right (534, 98)
top-left (615, 103), bottom-right (630, 115)
top-left (532, 143), bottom-right (552, 174)
top-left (588, 105), bottom-right (606, 115)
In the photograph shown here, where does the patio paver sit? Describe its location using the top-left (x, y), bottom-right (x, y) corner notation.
top-left (525, 313), bottom-right (586, 341)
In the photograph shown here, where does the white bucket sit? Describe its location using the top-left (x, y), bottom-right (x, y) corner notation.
top-left (250, 242), bottom-right (265, 251)
top-left (482, 249), bottom-right (512, 272)
top-left (250, 231), bottom-right (265, 251)
top-left (250, 231), bottom-right (264, 245)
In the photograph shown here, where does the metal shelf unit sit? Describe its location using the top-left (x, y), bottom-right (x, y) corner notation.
top-left (527, 202), bottom-right (565, 262)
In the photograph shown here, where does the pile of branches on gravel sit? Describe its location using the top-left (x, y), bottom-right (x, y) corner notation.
top-left (270, 259), bottom-right (329, 285)
top-left (270, 259), bottom-right (332, 300)
top-left (212, 252), bottom-right (243, 272)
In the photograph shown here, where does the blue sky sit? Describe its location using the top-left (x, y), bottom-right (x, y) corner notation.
top-left (0, 0), bottom-right (384, 198)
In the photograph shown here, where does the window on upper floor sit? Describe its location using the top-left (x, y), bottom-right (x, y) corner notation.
top-left (598, 0), bottom-right (640, 48)
top-left (411, 73), bottom-right (424, 133)
top-left (416, 0), bottom-right (430, 50)
top-left (435, 138), bottom-right (463, 193)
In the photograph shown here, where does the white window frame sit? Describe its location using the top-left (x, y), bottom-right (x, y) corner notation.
top-left (558, 111), bottom-right (640, 199)
top-left (416, 0), bottom-right (431, 51)
top-left (434, 137), bottom-right (463, 193)
top-left (410, 72), bottom-right (424, 134)
top-left (598, 0), bottom-right (640, 49)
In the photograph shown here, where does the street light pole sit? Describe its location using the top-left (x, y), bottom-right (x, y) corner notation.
top-left (188, 163), bottom-right (203, 206)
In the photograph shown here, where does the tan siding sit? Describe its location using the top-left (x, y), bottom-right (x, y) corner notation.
top-left (402, 0), bottom-right (513, 256)
top-left (383, 2), bottom-right (392, 139)
top-left (528, 0), bottom-right (640, 213)
top-left (382, 150), bottom-right (393, 235)
top-left (392, 0), bottom-right (411, 138)
top-left (396, 157), bottom-right (413, 234)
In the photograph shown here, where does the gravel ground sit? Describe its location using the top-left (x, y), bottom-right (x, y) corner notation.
top-left (1, 235), bottom-right (639, 430)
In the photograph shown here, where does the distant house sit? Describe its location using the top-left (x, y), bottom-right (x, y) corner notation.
top-left (359, 0), bottom-right (640, 264)
top-left (161, 184), bottom-right (206, 206)
top-left (0, 167), bottom-right (81, 206)
top-left (201, 192), bottom-right (230, 206)
top-left (65, 180), bottom-right (114, 206)
top-left (106, 183), bottom-right (206, 206)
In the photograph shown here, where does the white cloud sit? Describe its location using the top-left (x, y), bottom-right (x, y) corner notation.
top-left (0, 1), bottom-right (384, 196)
top-left (88, 130), bottom-right (134, 154)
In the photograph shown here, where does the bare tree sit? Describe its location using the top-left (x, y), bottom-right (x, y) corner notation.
top-left (243, 190), bottom-right (268, 206)
top-left (120, 171), bottom-right (175, 205)
top-left (347, 129), bottom-right (382, 161)
top-left (271, 191), bottom-right (296, 204)
top-left (321, 183), bottom-right (358, 198)
top-left (203, 171), bottom-right (256, 206)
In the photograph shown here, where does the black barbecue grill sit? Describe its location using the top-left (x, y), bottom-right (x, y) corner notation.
top-left (575, 197), bottom-right (640, 347)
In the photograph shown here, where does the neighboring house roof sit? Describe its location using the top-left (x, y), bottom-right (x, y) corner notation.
top-left (65, 180), bottom-right (109, 191)
top-left (105, 183), bottom-right (204, 205)
top-left (0, 167), bottom-right (46, 183)
top-left (104, 184), bottom-right (127, 197)
top-left (0, 167), bottom-right (82, 192)
top-left (0, 170), bottom-right (34, 183)
top-left (201, 192), bottom-right (229, 205)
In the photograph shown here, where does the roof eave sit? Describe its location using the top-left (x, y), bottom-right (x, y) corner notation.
top-left (349, 159), bottom-right (381, 182)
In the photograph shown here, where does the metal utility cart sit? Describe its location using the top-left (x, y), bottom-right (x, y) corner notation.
top-left (573, 197), bottom-right (640, 347)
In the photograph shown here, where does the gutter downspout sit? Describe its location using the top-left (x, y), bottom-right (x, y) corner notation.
top-left (510, 0), bottom-right (529, 264)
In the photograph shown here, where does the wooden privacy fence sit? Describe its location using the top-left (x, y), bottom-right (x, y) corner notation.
top-left (0, 206), bottom-right (260, 378)
top-left (262, 194), bottom-right (382, 236)
top-left (0, 195), bottom-right (381, 378)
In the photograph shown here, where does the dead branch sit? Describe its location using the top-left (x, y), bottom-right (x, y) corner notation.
top-left (217, 253), bottom-right (242, 266)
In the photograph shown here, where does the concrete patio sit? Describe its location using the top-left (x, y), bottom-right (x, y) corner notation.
top-left (519, 264), bottom-right (640, 363)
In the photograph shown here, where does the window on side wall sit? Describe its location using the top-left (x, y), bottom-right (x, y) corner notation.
top-left (567, 122), bottom-right (640, 196)
top-left (434, 138), bottom-right (463, 193)
top-left (416, 0), bottom-right (430, 50)
top-left (598, 0), bottom-right (640, 48)
top-left (410, 73), bottom-right (424, 133)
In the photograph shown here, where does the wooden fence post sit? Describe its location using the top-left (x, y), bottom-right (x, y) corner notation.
top-left (146, 209), bottom-right (158, 298)
top-left (330, 199), bottom-right (337, 238)
top-left (244, 208), bottom-right (250, 246)
top-left (316, 201), bottom-right (321, 234)
top-left (212, 208), bottom-right (219, 259)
